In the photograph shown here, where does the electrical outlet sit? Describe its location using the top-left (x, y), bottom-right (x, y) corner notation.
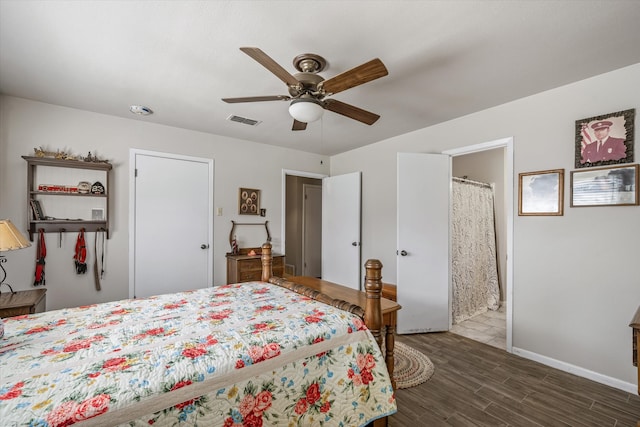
top-left (217, 207), bottom-right (223, 216)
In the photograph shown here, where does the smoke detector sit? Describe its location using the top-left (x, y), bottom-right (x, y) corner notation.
top-left (129, 105), bottom-right (153, 115)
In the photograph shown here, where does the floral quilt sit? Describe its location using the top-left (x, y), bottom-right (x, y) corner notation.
top-left (0, 282), bottom-right (396, 426)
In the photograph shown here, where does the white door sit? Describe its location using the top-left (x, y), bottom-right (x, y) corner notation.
top-left (130, 150), bottom-right (213, 298)
top-left (322, 172), bottom-right (361, 289)
top-left (397, 153), bottom-right (450, 334)
top-left (302, 184), bottom-right (322, 277)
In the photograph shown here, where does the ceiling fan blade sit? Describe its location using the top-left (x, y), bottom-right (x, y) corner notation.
top-left (292, 119), bottom-right (307, 131)
top-left (240, 47), bottom-right (301, 88)
top-left (320, 58), bottom-right (388, 95)
top-left (323, 99), bottom-right (380, 125)
top-left (222, 95), bottom-right (290, 103)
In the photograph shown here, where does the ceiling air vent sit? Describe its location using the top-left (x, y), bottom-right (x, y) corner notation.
top-left (227, 115), bottom-right (261, 126)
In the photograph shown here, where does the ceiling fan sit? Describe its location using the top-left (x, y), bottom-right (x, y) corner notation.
top-left (222, 47), bottom-right (388, 131)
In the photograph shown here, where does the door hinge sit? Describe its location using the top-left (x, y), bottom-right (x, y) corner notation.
top-left (135, 169), bottom-right (138, 177)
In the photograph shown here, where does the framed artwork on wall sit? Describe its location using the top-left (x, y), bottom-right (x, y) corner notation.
top-left (518, 169), bottom-right (564, 216)
top-left (575, 108), bottom-right (635, 169)
top-left (238, 188), bottom-right (260, 215)
top-left (570, 164), bottom-right (638, 207)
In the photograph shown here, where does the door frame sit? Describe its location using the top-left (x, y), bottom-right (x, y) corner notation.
top-left (129, 149), bottom-right (215, 298)
top-left (444, 137), bottom-right (514, 352)
top-left (302, 183), bottom-right (322, 277)
top-left (281, 169), bottom-right (327, 266)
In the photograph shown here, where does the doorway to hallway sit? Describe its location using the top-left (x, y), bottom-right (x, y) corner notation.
top-left (284, 173), bottom-right (323, 278)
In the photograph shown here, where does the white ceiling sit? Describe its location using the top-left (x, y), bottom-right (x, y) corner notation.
top-left (1, 1), bottom-right (640, 156)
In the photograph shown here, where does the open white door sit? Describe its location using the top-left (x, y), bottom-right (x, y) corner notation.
top-left (130, 150), bottom-right (213, 298)
top-left (322, 172), bottom-right (361, 289)
top-left (397, 153), bottom-right (450, 334)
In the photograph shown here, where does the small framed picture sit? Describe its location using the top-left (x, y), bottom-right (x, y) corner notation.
top-left (238, 188), bottom-right (260, 215)
top-left (575, 109), bottom-right (635, 168)
top-left (91, 208), bottom-right (105, 220)
top-left (570, 164), bottom-right (638, 207)
top-left (518, 169), bottom-right (564, 216)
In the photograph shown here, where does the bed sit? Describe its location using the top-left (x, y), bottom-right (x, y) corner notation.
top-left (0, 243), bottom-right (396, 426)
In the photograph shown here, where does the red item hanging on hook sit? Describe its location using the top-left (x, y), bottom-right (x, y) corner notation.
top-left (74, 228), bottom-right (87, 274)
top-left (33, 229), bottom-right (46, 286)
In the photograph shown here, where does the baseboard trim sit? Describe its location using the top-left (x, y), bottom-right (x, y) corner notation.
top-left (512, 346), bottom-right (637, 394)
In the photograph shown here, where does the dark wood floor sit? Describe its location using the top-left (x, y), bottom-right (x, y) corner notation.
top-left (389, 332), bottom-right (640, 426)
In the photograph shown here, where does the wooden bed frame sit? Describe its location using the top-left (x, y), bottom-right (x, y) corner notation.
top-left (260, 242), bottom-right (395, 427)
top-left (1, 242), bottom-right (394, 426)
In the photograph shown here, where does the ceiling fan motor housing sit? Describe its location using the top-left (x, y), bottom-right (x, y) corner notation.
top-left (289, 73), bottom-right (325, 98)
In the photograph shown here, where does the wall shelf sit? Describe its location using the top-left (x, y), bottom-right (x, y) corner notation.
top-left (23, 156), bottom-right (112, 241)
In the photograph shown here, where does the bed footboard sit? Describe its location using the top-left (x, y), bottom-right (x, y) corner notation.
top-left (261, 242), bottom-right (384, 347)
top-left (261, 243), bottom-right (391, 426)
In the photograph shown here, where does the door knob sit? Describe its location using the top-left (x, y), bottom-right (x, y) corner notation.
top-left (397, 250), bottom-right (408, 256)
top-left (201, 244), bottom-right (209, 249)
top-left (352, 242), bottom-right (359, 246)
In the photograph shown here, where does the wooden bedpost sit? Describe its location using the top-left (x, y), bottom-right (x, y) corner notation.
top-left (364, 259), bottom-right (383, 349)
top-left (261, 242), bottom-right (273, 282)
top-left (364, 259), bottom-right (389, 427)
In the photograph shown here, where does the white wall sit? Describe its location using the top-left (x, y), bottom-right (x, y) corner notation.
top-left (0, 96), bottom-right (328, 310)
top-left (330, 63), bottom-right (640, 390)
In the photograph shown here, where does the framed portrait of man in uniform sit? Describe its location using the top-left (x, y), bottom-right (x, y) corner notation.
top-left (575, 109), bottom-right (635, 169)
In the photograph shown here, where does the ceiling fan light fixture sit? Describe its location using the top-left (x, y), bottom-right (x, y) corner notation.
top-left (289, 98), bottom-right (324, 123)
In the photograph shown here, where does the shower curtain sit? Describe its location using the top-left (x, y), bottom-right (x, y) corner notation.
top-left (451, 177), bottom-right (500, 324)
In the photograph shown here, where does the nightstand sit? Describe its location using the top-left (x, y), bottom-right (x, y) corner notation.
top-left (0, 288), bottom-right (47, 318)
top-left (226, 249), bottom-right (284, 284)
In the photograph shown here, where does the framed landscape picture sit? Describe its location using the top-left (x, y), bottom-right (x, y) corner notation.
top-left (518, 169), bottom-right (564, 216)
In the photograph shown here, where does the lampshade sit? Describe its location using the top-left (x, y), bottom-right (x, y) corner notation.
top-left (289, 98), bottom-right (324, 123)
top-left (0, 219), bottom-right (31, 252)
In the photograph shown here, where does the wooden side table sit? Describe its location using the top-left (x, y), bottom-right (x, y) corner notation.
top-left (0, 288), bottom-right (47, 318)
top-left (382, 283), bottom-right (397, 302)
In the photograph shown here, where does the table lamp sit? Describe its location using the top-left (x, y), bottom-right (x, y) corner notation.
top-left (0, 219), bottom-right (31, 294)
